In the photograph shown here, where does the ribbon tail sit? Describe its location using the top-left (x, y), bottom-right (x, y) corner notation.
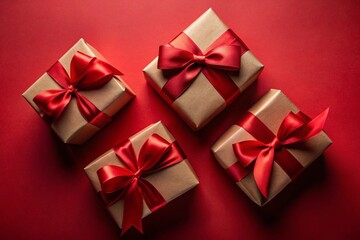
top-left (121, 181), bottom-right (143, 235)
top-left (161, 63), bottom-right (202, 101)
top-left (138, 179), bottom-right (167, 212)
top-left (253, 148), bottom-right (275, 198)
top-left (282, 108), bottom-right (329, 145)
top-left (74, 93), bottom-right (111, 128)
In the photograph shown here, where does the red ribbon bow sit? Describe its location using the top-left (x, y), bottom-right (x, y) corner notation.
top-left (33, 51), bottom-right (122, 127)
top-left (232, 108), bottom-right (329, 198)
top-left (158, 29), bottom-right (248, 103)
top-left (97, 134), bottom-right (185, 234)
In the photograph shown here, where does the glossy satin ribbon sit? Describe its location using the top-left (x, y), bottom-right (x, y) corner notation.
top-left (228, 108), bottom-right (329, 198)
top-left (97, 134), bottom-right (185, 234)
top-left (33, 51), bottom-right (122, 128)
top-left (158, 29), bottom-right (248, 103)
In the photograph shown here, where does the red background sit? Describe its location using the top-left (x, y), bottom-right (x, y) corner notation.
top-left (1, 0), bottom-right (359, 239)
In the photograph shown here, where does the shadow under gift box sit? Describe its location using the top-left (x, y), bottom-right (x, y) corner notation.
top-left (212, 89), bottom-right (332, 206)
top-left (143, 8), bottom-right (264, 131)
top-left (22, 39), bottom-right (135, 144)
top-left (84, 121), bottom-right (199, 230)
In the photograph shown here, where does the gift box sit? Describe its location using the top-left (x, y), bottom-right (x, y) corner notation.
top-left (212, 89), bottom-right (332, 206)
top-left (84, 121), bottom-right (199, 234)
top-left (22, 39), bottom-right (135, 144)
top-left (143, 8), bottom-right (264, 130)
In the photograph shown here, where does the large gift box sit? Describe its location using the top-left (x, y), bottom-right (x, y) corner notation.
top-left (144, 8), bottom-right (264, 130)
top-left (212, 89), bottom-right (332, 206)
top-left (84, 121), bottom-right (199, 234)
top-left (23, 39), bottom-right (135, 144)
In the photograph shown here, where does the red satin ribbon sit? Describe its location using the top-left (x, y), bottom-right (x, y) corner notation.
top-left (97, 134), bottom-right (185, 235)
top-left (229, 108), bottom-right (329, 198)
top-left (158, 29), bottom-right (248, 104)
top-left (33, 51), bottom-right (122, 128)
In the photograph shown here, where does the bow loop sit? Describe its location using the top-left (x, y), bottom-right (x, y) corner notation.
top-left (137, 134), bottom-right (174, 171)
top-left (74, 53), bottom-right (122, 90)
top-left (69, 51), bottom-right (94, 85)
top-left (33, 89), bottom-right (72, 120)
top-left (97, 165), bottom-right (135, 194)
top-left (205, 45), bottom-right (241, 70)
top-left (158, 45), bottom-right (196, 69)
top-left (276, 112), bottom-right (309, 142)
top-left (113, 139), bottom-right (139, 172)
top-left (233, 140), bottom-right (266, 167)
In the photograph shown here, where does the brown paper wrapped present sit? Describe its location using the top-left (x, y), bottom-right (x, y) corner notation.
top-left (143, 8), bottom-right (264, 130)
top-left (212, 89), bottom-right (332, 206)
top-left (23, 39), bottom-right (135, 144)
top-left (84, 121), bottom-right (199, 233)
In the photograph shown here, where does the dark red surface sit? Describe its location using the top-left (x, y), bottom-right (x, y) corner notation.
top-left (1, 1), bottom-right (359, 239)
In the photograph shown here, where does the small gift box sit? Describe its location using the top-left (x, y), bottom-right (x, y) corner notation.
top-left (212, 89), bottom-right (332, 206)
top-left (23, 39), bottom-right (135, 144)
top-left (84, 121), bottom-right (199, 234)
top-left (144, 8), bottom-right (263, 130)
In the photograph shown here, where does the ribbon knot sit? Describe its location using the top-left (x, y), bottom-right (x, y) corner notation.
top-left (66, 85), bottom-right (77, 94)
top-left (132, 169), bottom-right (142, 181)
top-left (157, 29), bottom-right (247, 103)
top-left (33, 51), bottom-right (122, 127)
top-left (97, 134), bottom-right (185, 235)
top-left (269, 137), bottom-right (281, 150)
top-left (193, 54), bottom-right (206, 64)
top-left (232, 108), bottom-right (329, 198)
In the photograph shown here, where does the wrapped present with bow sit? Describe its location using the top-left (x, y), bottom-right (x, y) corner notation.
top-left (212, 89), bottom-right (332, 206)
top-left (84, 121), bottom-right (199, 234)
top-left (22, 39), bottom-right (135, 144)
top-left (143, 8), bottom-right (264, 130)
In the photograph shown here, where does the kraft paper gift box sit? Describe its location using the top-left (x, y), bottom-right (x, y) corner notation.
top-left (143, 8), bottom-right (264, 130)
top-left (23, 38), bottom-right (135, 144)
top-left (84, 121), bottom-right (199, 234)
top-left (212, 89), bottom-right (332, 206)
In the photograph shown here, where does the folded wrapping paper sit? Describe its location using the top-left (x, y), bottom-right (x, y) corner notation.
top-left (143, 8), bottom-right (264, 130)
top-left (84, 121), bottom-right (199, 234)
top-left (23, 39), bottom-right (135, 144)
top-left (212, 89), bottom-right (332, 206)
